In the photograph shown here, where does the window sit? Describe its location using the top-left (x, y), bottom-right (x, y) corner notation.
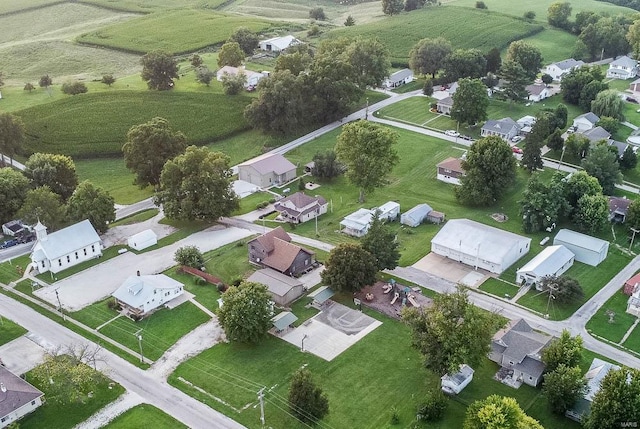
top-left (75, 252), bottom-right (78, 260)
top-left (1, 417), bottom-right (7, 422)
top-left (58, 259), bottom-right (62, 267)
top-left (41, 261), bottom-right (45, 268)
top-left (83, 249), bottom-right (87, 256)
top-left (305, 259), bottom-right (309, 266)
top-left (66, 255), bottom-right (70, 263)
top-left (165, 292), bottom-right (170, 296)
top-left (91, 245), bottom-right (95, 253)
top-left (31, 400), bottom-right (36, 405)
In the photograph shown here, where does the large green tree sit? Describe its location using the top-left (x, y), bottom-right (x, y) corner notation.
top-left (564, 133), bottom-right (591, 160)
top-left (565, 170), bottom-right (602, 210)
top-left (141, 50), bottom-right (179, 91)
top-left (218, 282), bottom-right (272, 343)
top-left (499, 60), bottom-right (530, 103)
top-left (403, 286), bottom-right (500, 375)
top-left (585, 367), bottom-right (640, 429)
top-left (0, 113), bottom-right (25, 167)
top-left (229, 27), bottom-right (259, 56)
top-left (0, 168), bottom-right (30, 224)
top-left (505, 41), bottom-right (543, 81)
top-left (288, 368), bottom-right (330, 424)
top-left (361, 211), bottom-right (400, 270)
top-left (335, 121), bottom-right (399, 203)
top-left (579, 80), bottom-right (608, 111)
top-left (521, 139), bottom-right (544, 173)
top-left (582, 143), bottom-right (623, 194)
top-left (573, 193), bottom-right (609, 233)
top-left (591, 89), bottom-right (625, 121)
top-left (621, 145), bottom-right (639, 171)
top-left (24, 153), bottom-right (79, 201)
top-left (519, 173), bottom-right (568, 233)
top-left (122, 117), bottom-right (187, 189)
top-left (409, 37), bottom-right (452, 78)
top-left (547, 1), bottom-right (572, 29)
top-left (627, 18), bottom-right (640, 59)
top-left (464, 395), bottom-right (544, 429)
top-left (543, 364), bottom-right (587, 414)
top-left (174, 245), bottom-right (204, 268)
top-left (155, 146), bottom-right (238, 221)
top-left (17, 186), bottom-right (67, 231)
top-left (217, 41), bottom-right (245, 68)
top-left (346, 37), bottom-right (391, 88)
top-left (561, 65), bottom-right (604, 105)
top-left (626, 198), bottom-right (640, 230)
top-left (275, 51), bottom-right (312, 76)
top-left (67, 181), bottom-right (115, 233)
top-left (451, 78), bottom-right (489, 126)
top-left (542, 330), bottom-right (583, 373)
top-left (382, 0), bottom-right (404, 15)
top-left (456, 135), bottom-right (517, 206)
top-left (443, 49), bottom-right (487, 82)
top-left (321, 243), bottom-right (377, 293)
top-left (311, 150), bottom-right (342, 180)
top-left (484, 47), bottom-right (502, 73)
top-left (538, 275), bottom-right (584, 304)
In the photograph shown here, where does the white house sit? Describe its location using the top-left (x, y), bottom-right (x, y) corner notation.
top-left (237, 153), bottom-right (297, 188)
top-left (543, 58), bottom-right (584, 81)
top-left (30, 220), bottom-right (102, 274)
top-left (481, 118), bottom-right (520, 141)
top-left (127, 229), bottom-right (157, 251)
top-left (259, 35), bottom-right (302, 53)
top-left (572, 112), bottom-right (600, 133)
top-left (553, 229), bottom-right (609, 266)
top-left (274, 192), bottom-right (328, 224)
top-left (383, 69), bottom-right (413, 88)
top-left (216, 66), bottom-right (266, 88)
top-left (517, 115), bottom-right (536, 134)
top-left (373, 201), bottom-right (400, 222)
top-left (436, 96), bottom-right (454, 115)
top-left (0, 366), bottom-right (44, 428)
top-left (566, 358), bottom-right (620, 422)
top-left (606, 55), bottom-right (638, 79)
top-left (515, 245), bottom-right (575, 289)
top-left (627, 284), bottom-right (640, 316)
top-left (526, 83), bottom-right (549, 102)
top-left (340, 209), bottom-right (374, 237)
top-left (112, 273), bottom-right (184, 318)
top-left (431, 219), bottom-right (531, 274)
top-left (441, 364), bottom-right (474, 395)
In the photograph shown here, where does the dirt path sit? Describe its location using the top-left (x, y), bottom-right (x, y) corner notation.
top-left (73, 391), bottom-right (144, 429)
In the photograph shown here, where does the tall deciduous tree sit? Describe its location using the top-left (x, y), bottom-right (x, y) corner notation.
top-left (67, 181), bottom-right (115, 233)
top-left (217, 282), bottom-right (272, 343)
top-left (321, 243), bottom-right (377, 292)
top-left (403, 286), bottom-right (500, 376)
top-left (101, 74), bottom-right (116, 87)
top-left (506, 41), bottom-right (543, 81)
top-left (24, 153), bottom-right (79, 201)
top-left (584, 367), bottom-right (640, 429)
top-left (582, 143), bottom-right (623, 194)
top-left (546, 129), bottom-right (564, 152)
top-left (288, 368), bottom-right (330, 424)
top-left (574, 193), bottom-right (609, 233)
top-left (627, 199), bottom-right (640, 230)
top-left (195, 66), bottom-right (215, 86)
top-left (456, 136), bottom-right (517, 206)
top-left (561, 65), bottom-right (604, 105)
top-left (579, 80), bottom-right (608, 111)
top-left (0, 113), bottom-right (25, 167)
top-left (17, 186), bottom-right (67, 231)
top-left (0, 168), bottom-right (30, 224)
top-left (543, 364), bottom-right (588, 414)
top-left (155, 146), bottom-right (238, 221)
top-left (39, 74), bottom-right (52, 89)
top-left (564, 133), bottom-right (591, 160)
top-left (591, 89), bottom-right (625, 121)
top-left (499, 60), bottom-right (530, 103)
top-left (565, 170), bottom-right (602, 210)
top-left (542, 330), bottom-right (583, 373)
top-left (464, 395), bottom-right (544, 429)
top-left (311, 150), bottom-right (342, 180)
top-left (335, 121), bottom-right (399, 203)
top-left (382, 0), bottom-right (404, 16)
top-left (520, 173), bottom-right (568, 233)
top-left (451, 78), bottom-right (489, 126)
top-left (621, 145), bottom-right (639, 170)
top-left (346, 37), bottom-right (391, 88)
top-left (627, 19), bottom-right (640, 59)
top-left (122, 117), bottom-right (187, 189)
top-left (141, 50), bottom-right (179, 91)
top-left (174, 245), bottom-right (204, 268)
top-left (547, 1), bottom-right (572, 29)
top-left (275, 51), bottom-right (312, 76)
top-left (484, 47), bottom-right (502, 74)
top-left (229, 27), bottom-right (259, 56)
top-left (521, 139), bottom-right (544, 173)
top-left (217, 41), bottom-right (245, 68)
top-left (361, 211), bottom-right (400, 270)
top-left (539, 275), bottom-right (584, 304)
top-left (443, 49), bottom-right (487, 82)
top-left (409, 37), bottom-right (452, 78)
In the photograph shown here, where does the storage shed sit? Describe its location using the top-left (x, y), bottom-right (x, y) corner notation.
top-left (401, 204), bottom-right (433, 227)
top-left (516, 245), bottom-right (575, 289)
top-left (373, 201), bottom-right (400, 222)
top-left (553, 229), bottom-right (608, 266)
top-left (441, 364), bottom-right (474, 395)
top-left (127, 229), bottom-right (158, 251)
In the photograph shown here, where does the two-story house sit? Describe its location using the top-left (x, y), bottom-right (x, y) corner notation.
top-left (274, 192), bottom-right (328, 224)
top-left (248, 227), bottom-right (315, 276)
top-left (606, 55), bottom-right (638, 79)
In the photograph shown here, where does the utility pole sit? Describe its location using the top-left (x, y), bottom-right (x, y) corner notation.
top-left (557, 145), bottom-right (566, 171)
top-left (258, 387), bottom-right (266, 426)
top-left (365, 97), bottom-right (369, 120)
top-left (630, 228), bottom-right (640, 251)
top-left (54, 289), bottom-right (65, 321)
top-left (134, 329), bottom-right (144, 363)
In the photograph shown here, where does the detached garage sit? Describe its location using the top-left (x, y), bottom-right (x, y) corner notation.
top-left (127, 229), bottom-right (158, 251)
top-left (516, 245), bottom-right (575, 289)
top-left (553, 229), bottom-right (608, 267)
top-left (430, 219), bottom-right (531, 274)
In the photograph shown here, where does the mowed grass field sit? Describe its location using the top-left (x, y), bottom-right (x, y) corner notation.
top-left (79, 0), bottom-right (227, 13)
top-left (327, 6), bottom-right (543, 65)
top-left (104, 405), bottom-right (187, 428)
top-left (15, 91), bottom-right (252, 157)
top-left (77, 9), bottom-right (276, 54)
top-left (509, 28), bottom-right (578, 65)
top-left (0, 0), bottom-right (64, 15)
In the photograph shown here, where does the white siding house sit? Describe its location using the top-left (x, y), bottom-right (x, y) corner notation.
top-left (526, 83), bottom-right (549, 102)
top-left (30, 220), bottom-right (102, 274)
top-left (216, 66), bottom-right (266, 88)
top-left (516, 245), bottom-right (575, 289)
top-left (340, 209), bottom-right (374, 237)
top-left (573, 112), bottom-right (600, 132)
top-left (553, 229), bottom-right (609, 266)
top-left (481, 118), bottom-right (520, 141)
top-left (274, 192), bottom-right (328, 224)
top-left (112, 273), bottom-right (184, 318)
top-left (606, 55), bottom-right (638, 79)
top-left (401, 204), bottom-right (433, 227)
top-left (383, 69), bottom-right (413, 88)
top-left (373, 201), bottom-right (400, 222)
top-left (0, 366), bottom-right (44, 428)
top-left (543, 58), bottom-right (584, 81)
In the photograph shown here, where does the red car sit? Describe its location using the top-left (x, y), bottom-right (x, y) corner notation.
top-left (512, 147), bottom-right (523, 154)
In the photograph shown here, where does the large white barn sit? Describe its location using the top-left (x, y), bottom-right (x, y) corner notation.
top-left (553, 229), bottom-right (609, 267)
top-left (516, 245), bottom-right (575, 289)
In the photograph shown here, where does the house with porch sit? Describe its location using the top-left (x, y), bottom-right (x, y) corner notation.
top-left (543, 58), bottom-right (584, 81)
top-left (248, 227), bottom-right (315, 276)
top-left (274, 192), bottom-right (327, 224)
top-left (436, 157), bottom-right (465, 185)
top-left (481, 118), bottom-right (520, 141)
top-left (526, 83), bottom-right (549, 102)
top-left (112, 273), bottom-right (184, 318)
top-left (572, 112), bottom-right (600, 132)
top-left (0, 366), bottom-right (44, 428)
top-left (340, 209), bottom-right (374, 237)
top-left (383, 69), bottom-right (413, 88)
top-left (238, 153), bottom-right (297, 188)
top-left (606, 55), bottom-right (638, 79)
top-left (436, 96), bottom-right (454, 115)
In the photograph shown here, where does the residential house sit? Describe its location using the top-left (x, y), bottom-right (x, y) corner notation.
top-left (247, 227), bottom-right (315, 276)
top-left (627, 286), bottom-right (640, 316)
top-left (624, 272), bottom-right (640, 295)
top-left (383, 69), bottom-right (413, 88)
top-left (572, 112), bottom-right (600, 133)
top-left (608, 139), bottom-right (632, 158)
top-left (515, 245), bottom-right (575, 289)
top-left (543, 58), bottom-right (584, 81)
top-left (526, 83), bottom-right (549, 102)
top-left (630, 77), bottom-right (640, 92)
top-left (581, 126), bottom-right (611, 143)
top-left (566, 358), bottom-right (621, 422)
top-left (0, 366), bottom-right (44, 428)
top-left (436, 157), bottom-right (465, 185)
top-left (431, 219), bottom-right (531, 274)
top-left (237, 153), bottom-right (297, 188)
top-left (30, 220), bottom-right (102, 274)
top-left (489, 319), bottom-right (553, 387)
top-left (373, 201), bottom-right (400, 222)
top-left (340, 209), bottom-right (374, 237)
top-left (553, 229), bottom-right (609, 266)
top-left (247, 268), bottom-right (304, 306)
top-left (112, 273), bottom-right (184, 318)
top-left (606, 55), bottom-right (638, 79)
top-left (216, 66), bottom-right (266, 88)
top-left (447, 81), bottom-right (458, 96)
top-left (258, 35), bottom-right (302, 53)
top-left (1, 220), bottom-right (26, 237)
top-left (401, 203), bottom-right (445, 227)
top-left (481, 118), bottom-right (520, 141)
top-left (274, 192), bottom-right (327, 224)
top-left (517, 115), bottom-right (536, 134)
top-left (127, 229), bottom-right (157, 251)
top-left (436, 96), bottom-right (454, 115)
top-left (441, 364), bottom-right (474, 395)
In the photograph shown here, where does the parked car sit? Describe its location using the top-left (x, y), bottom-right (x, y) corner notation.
top-left (444, 130), bottom-right (460, 137)
top-left (567, 126), bottom-right (576, 134)
top-left (512, 147), bottom-right (523, 154)
top-left (626, 96), bottom-right (639, 104)
top-left (511, 135), bottom-right (524, 143)
top-left (0, 239), bottom-right (19, 249)
top-left (460, 135), bottom-right (473, 141)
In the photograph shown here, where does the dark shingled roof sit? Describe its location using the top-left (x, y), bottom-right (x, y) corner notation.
top-left (0, 366), bottom-right (43, 418)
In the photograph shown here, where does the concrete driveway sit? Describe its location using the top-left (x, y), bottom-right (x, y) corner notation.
top-left (34, 225), bottom-right (253, 311)
top-left (0, 335), bottom-right (46, 375)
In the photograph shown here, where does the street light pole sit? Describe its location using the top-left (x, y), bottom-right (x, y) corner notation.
top-left (134, 329), bottom-right (144, 363)
top-left (301, 334), bottom-right (308, 352)
top-left (365, 97), bottom-right (369, 120)
top-left (258, 387), bottom-right (266, 426)
top-left (557, 145), bottom-right (566, 171)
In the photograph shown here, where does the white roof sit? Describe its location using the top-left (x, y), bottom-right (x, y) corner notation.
top-left (112, 274), bottom-right (183, 309)
top-left (517, 245), bottom-right (574, 277)
top-left (550, 58), bottom-right (584, 71)
top-left (374, 201), bottom-right (400, 214)
top-left (431, 219), bottom-right (530, 265)
top-left (403, 204), bottom-right (433, 223)
top-left (216, 66), bottom-right (264, 80)
top-left (129, 229), bottom-right (157, 243)
top-left (387, 68), bottom-right (413, 84)
top-left (584, 358), bottom-right (620, 401)
top-left (33, 219), bottom-right (100, 261)
top-left (340, 208), bottom-right (374, 231)
top-left (247, 268), bottom-right (302, 297)
top-left (554, 229), bottom-right (608, 252)
top-left (260, 35), bottom-right (301, 51)
top-left (574, 112), bottom-right (600, 125)
top-left (611, 55), bottom-right (637, 69)
top-left (517, 115), bottom-right (536, 127)
top-left (441, 364), bottom-right (474, 386)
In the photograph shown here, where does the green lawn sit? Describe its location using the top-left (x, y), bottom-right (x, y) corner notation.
top-left (587, 288), bottom-right (638, 344)
top-left (479, 278), bottom-right (520, 299)
top-left (376, 96), bottom-right (437, 126)
top-left (0, 255), bottom-right (31, 285)
top-left (512, 28), bottom-right (578, 64)
top-left (110, 209), bottom-right (159, 227)
top-left (75, 158), bottom-right (153, 205)
top-left (104, 404), bottom-right (187, 428)
top-left (486, 96), bottom-right (583, 125)
top-left (0, 317), bottom-right (27, 345)
top-left (79, 0), bottom-right (225, 13)
top-left (622, 323), bottom-right (640, 353)
top-left (21, 365), bottom-right (125, 429)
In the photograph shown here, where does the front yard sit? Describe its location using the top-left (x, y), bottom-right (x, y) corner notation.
top-left (586, 287), bottom-right (640, 355)
top-left (0, 317), bottom-right (27, 345)
top-left (104, 404), bottom-right (187, 428)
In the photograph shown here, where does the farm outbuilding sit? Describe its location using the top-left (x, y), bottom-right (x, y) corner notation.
top-left (441, 364), bottom-right (474, 395)
top-left (127, 229), bottom-right (158, 251)
top-left (516, 245), bottom-right (575, 289)
top-left (401, 204), bottom-right (444, 227)
top-left (431, 219), bottom-right (531, 274)
top-left (374, 201), bottom-right (400, 222)
top-left (553, 229), bottom-right (609, 267)
top-left (247, 268), bottom-right (304, 306)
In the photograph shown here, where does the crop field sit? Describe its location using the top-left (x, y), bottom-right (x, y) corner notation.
top-left (77, 9), bottom-right (275, 54)
top-left (512, 28), bottom-right (578, 65)
top-left (0, 0), bottom-right (64, 16)
top-left (15, 91), bottom-right (252, 157)
top-left (79, 0), bottom-right (226, 13)
top-left (327, 6), bottom-right (543, 65)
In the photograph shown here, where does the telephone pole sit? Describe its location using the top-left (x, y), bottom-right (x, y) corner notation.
top-left (258, 387), bottom-right (266, 426)
top-left (134, 329), bottom-right (144, 363)
top-left (630, 227), bottom-right (640, 251)
top-left (54, 289), bottom-right (65, 321)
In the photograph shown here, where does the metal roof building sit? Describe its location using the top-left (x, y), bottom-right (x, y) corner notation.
top-left (553, 229), bottom-right (609, 266)
top-left (516, 245), bottom-right (575, 289)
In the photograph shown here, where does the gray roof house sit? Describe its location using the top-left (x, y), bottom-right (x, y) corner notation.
top-left (581, 126), bottom-right (611, 143)
top-left (0, 366), bottom-right (45, 427)
top-left (608, 196), bottom-right (632, 223)
top-left (383, 69), bottom-right (414, 88)
top-left (436, 96), bottom-right (454, 115)
top-left (607, 139), bottom-right (630, 158)
top-left (30, 220), bottom-right (102, 275)
top-left (573, 112), bottom-right (600, 132)
top-left (401, 203), bottom-right (444, 227)
top-left (525, 83), bottom-right (549, 102)
top-left (481, 118), bottom-right (520, 141)
top-left (489, 319), bottom-right (553, 387)
top-left (543, 58), bottom-right (584, 81)
top-left (274, 192), bottom-right (328, 224)
top-left (238, 153), bottom-right (297, 188)
top-left (553, 229), bottom-right (609, 266)
top-left (516, 245), bottom-right (575, 289)
top-left (248, 268), bottom-right (304, 306)
top-left (112, 273), bottom-right (184, 318)
top-left (566, 358), bottom-right (620, 421)
top-left (606, 55), bottom-right (638, 79)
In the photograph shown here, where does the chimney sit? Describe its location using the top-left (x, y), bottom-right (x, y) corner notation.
top-left (136, 270), bottom-right (140, 276)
